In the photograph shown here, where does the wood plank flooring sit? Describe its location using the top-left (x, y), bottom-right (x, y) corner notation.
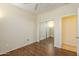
top-left (0, 38), bottom-right (77, 56)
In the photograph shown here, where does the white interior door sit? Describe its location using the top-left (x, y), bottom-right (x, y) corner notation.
top-left (40, 22), bottom-right (47, 40)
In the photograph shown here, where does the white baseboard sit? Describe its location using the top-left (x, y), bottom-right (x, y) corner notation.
top-left (0, 40), bottom-right (37, 55)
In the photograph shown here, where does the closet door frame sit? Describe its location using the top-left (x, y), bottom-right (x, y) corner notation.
top-left (39, 20), bottom-right (54, 41)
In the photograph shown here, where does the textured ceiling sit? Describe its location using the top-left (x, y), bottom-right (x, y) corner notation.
top-left (12, 3), bottom-right (68, 14)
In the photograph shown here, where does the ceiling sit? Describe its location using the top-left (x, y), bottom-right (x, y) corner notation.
top-left (12, 3), bottom-right (68, 14)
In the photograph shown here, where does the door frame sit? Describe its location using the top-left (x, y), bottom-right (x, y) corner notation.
top-left (39, 20), bottom-right (55, 41)
top-left (77, 8), bottom-right (79, 56)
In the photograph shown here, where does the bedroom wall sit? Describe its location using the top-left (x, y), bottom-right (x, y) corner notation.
top-left (0, 4), bottom-right (37, 54)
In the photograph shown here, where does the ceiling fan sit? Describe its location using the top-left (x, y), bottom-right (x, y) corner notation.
top-left (35, 3), bottom-right (39, 10)
top-left (23, 3), bottom-right (39, 11)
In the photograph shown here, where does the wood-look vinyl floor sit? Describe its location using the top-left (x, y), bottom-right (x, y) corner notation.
top-left (0, 38), bottom-right (77, 56)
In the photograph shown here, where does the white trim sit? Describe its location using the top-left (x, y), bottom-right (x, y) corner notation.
top-left (0, 40), bottom-right (37, 55)
top-left (77, 8), bottom-right (79, 56)
top-left (39, 19), bottom-right (54, 41)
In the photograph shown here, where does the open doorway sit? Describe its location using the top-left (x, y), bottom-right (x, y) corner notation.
top-left (61, 15), bottom-right (77, 53)
top-left (39, 20), bottom-right (54, 43)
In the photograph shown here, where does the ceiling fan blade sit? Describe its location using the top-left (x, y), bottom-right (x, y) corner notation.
top-left (35, 4), bottom-right (38, 10)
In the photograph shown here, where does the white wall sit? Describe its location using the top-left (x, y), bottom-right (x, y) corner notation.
top-left (37, 4), bottom-right (79, 48)
top-left (0, 4), bottom-right (37, 54)
top-left (77, 8), bottom-right (79, 55)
